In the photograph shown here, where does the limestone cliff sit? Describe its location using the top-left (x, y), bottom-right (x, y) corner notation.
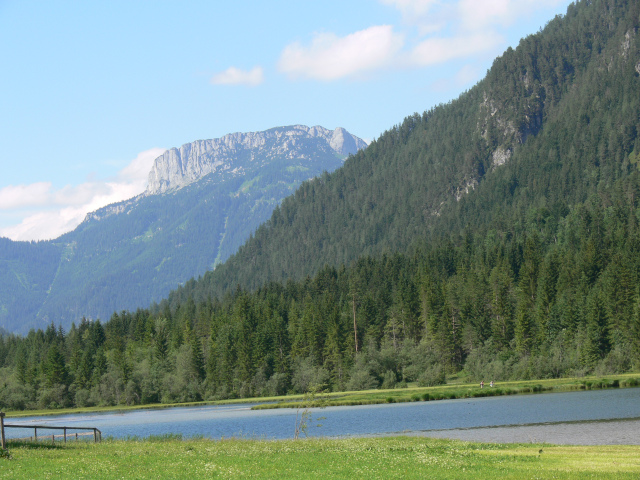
top-left (146, 125), bottom-right (367, 195)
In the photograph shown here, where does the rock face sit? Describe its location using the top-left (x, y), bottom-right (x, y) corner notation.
top-left (146, 125), bottom-right (368, 195)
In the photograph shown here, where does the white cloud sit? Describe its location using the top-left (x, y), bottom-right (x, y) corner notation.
top-left (457, 0), bottom-right (566, 30)
top-left (383, 0), bottom-right (569, 32)
top-left (278, 25), bottom-right (404, 80)
top-left (380, 0), bottom-right (441, 32)
top-left (211, 66), bottom-right (264, 86)
top-left (0, 182), bottom-right (52, 210)
top-left (430, 64), bottom-right (483, 92)
top-left (380, 0), bottom-right (452, 35)
top-left (380, 0), bottom-right (437, 16)
top-left (408, 32), bottom-right (503, 66)
top-left (117, 148), bottom-right (165, 188)
top-left (276, 0), bottom-right (566, 82)
top-left (0, 147), bottom-right (165, 242)
top-left (0, 208), bottom-right (87, 243)
top-left (457, 0), bottom-right (510, 30)
top-left (454, 64), bottom-right (482, 86)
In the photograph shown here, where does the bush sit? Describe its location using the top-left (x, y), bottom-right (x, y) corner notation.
top-left (74, 388), bottom-right (93, 408)
top-left (0, 380), bottom-right (34, 411)
top-left (417, 365), bottom-right (445, 387)
top-left (594, 347), bottom-right (631, 375)
top-left (291, 357), bottom-right (329, 394)
top-left (37, 384), bottom-right (70, 409)
top-left (345, 353), bottom-right (378, 391)
top-left (381, 370), bottom-right (397, 390)
top-left (346, 369), bottom-right (378, 391)
top-left (265, 373), bottom-right (288, 397)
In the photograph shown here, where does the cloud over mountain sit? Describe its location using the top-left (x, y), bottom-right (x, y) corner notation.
top-left (0, 148), bottom-right (165, 241)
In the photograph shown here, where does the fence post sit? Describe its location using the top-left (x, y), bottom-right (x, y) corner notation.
top-left (0, 412), bottom-right (5, 450)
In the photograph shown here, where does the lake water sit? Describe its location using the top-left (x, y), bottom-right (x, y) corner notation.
top-left (4, 388), bottom-right (640, 444)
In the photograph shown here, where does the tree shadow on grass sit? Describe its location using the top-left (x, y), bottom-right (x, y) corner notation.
top-left (6, 440), bottom-right (65, 450)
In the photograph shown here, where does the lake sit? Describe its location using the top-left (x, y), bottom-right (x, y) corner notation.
top-left (4, 387), bottom-right (640, 444)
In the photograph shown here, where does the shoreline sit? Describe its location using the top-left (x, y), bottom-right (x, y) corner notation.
top-left (417, 417), bottom-right (640, 445)
top-left (4, 373), bottom-right (639, 419)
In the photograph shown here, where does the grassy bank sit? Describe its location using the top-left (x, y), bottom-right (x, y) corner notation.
top-left (2, 436), bottom-right (639, 479)
top-left (4, 373), bottom-right (639, 418)
top-left (252, 373), bottom-right (640, 410)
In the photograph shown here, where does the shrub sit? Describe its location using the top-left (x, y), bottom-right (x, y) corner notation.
top-left (265, 373), bottom-right (288, 397)
top-left (74, 388), bottom-right (92, 408)
top-left (381, 370), bottom-right (397, 390)
top-left (417, 365), bottom-right (445, 387)
top-left (292, 357), bottom-right (329, 394)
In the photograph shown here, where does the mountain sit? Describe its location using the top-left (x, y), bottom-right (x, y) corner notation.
top-left (145, 126), bottom-right (366, 195)
top-left (171, 0), bottom-right (640, 306)
top-left (0, 126), bottom-right (367, 333)
top-left (3, 0), bottom-right (640, 410)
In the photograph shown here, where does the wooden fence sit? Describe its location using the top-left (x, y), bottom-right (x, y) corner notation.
top-left (0, 412), bottom-right (101, 448)
top-left (1, 412), bottom-right (5, 449)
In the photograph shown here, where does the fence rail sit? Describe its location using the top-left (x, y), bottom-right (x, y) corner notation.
top-left (0, 412), bottom-right (101, 448)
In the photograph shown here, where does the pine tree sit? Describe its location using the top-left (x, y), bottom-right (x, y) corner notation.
top-left (514, 303), bottom-right (534, 357)
top-left (189, 335), bottom-right (205, 382)
top-left (44, 343), bottom-right (68, 387)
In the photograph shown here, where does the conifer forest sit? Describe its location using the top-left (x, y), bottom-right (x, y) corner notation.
top-left (2, 0), bottom-right (640, 410)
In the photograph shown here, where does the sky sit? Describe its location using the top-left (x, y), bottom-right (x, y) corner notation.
top-left (0, 0), bottom-right (573, 242)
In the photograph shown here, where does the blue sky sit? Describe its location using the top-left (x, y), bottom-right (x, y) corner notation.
top-left (0, 0), bottom-right (573, 241)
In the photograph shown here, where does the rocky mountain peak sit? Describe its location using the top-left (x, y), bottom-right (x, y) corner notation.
top-left (146, 125), bottom-right (367, 195)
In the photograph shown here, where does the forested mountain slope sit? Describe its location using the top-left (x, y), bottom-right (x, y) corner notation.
top-left (2, 0), bottom-right (640, 410)
top-left (176, 0), bottom-right (640, 306)
top-left (0, 238), bottom-right (62, 331)
top-left (0, 126), bottom-right (366, 334)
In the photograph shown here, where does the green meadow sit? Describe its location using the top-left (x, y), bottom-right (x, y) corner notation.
top-left (2, 436), bottom-right (639, 479)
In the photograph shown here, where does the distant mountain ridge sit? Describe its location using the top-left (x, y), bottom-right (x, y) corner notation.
top-left (146, 125), bottom-right (367, 194)
top-left (0, 125), bottom-right (367, 333)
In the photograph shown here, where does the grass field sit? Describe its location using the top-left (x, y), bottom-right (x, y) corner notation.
top-left (1, 436), bottom-right (639, 479)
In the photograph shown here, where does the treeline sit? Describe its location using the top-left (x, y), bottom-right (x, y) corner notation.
top-left (2, 0), bottom-right (640, 411)
top-left (2, 176), bottom-right (640, 410)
